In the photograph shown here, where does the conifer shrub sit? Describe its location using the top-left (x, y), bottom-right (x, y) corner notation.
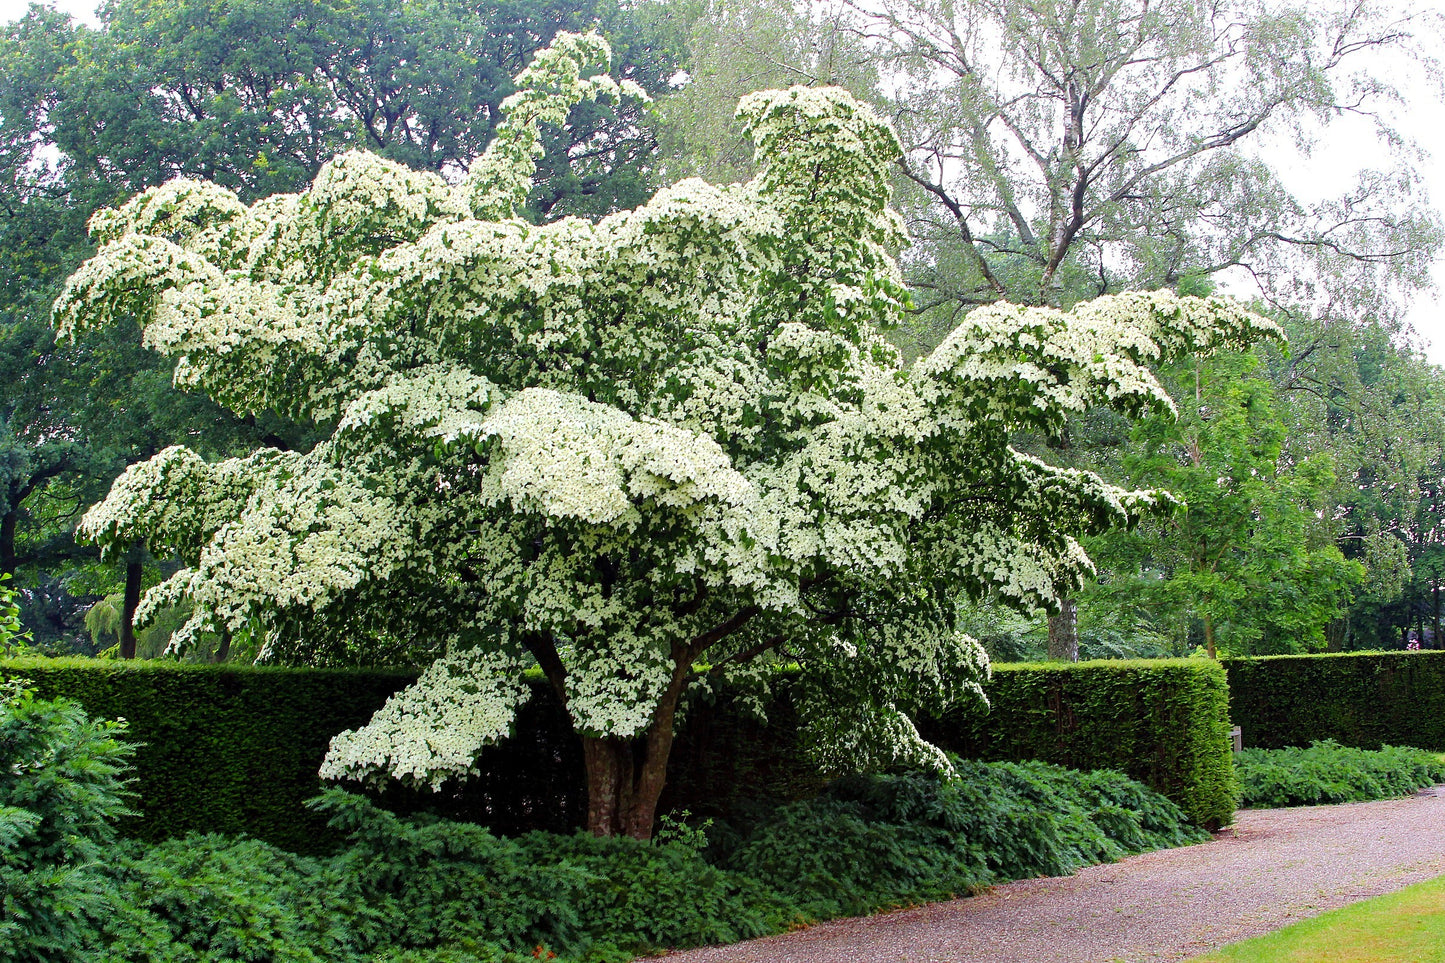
top-left (89, 767), bottom-right (1203, 961)
top-left (0, 680), bottom-right (135, 963)
top-left (1235, 740), bottom-right (1445, 808)
top-left (719, 759), bottom-right (1209, 921)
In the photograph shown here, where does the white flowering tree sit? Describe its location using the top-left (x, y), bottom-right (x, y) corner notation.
top-left (54, 32), bottom-right (1275, 838)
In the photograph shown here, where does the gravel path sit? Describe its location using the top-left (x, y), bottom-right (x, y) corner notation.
top-left (655, 787), bottom-right (1445, 963)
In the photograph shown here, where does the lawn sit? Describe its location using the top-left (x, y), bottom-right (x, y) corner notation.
top-left (1189, 873), bottom-right (1445, 962)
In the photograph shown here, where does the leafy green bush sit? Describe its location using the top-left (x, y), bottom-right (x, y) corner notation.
top-left (93, 766), bottom-right (1203, 960)
top-left (95, 835), bottom-right (373, 963)
top-left (719, 759), bottom-right (1209, 920)
top-left (314, 789), bottom-right (791, 959)
top-left (1235, 740), bottom-right (1445, 808)
top-left (0, 680), bottom-right (134, 963)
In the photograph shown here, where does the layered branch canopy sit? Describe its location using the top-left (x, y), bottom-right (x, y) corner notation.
top-left (55, 33), bottom-right (1276, 789)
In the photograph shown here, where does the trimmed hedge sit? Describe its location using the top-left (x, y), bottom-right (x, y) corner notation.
top-left (678, 660), bottom-right (1238, 830)
top-left (921, 659), bottom-right (1238, 829)
top-left (2, 654), bottom-right (1238, 849)
top-left (0, 658), bottom-right (417, 850)
top-left (1223, 651), bottom-right (1445, 752)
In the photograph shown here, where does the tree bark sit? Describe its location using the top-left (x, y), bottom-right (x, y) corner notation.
top-left (1047, 594), bottom-right (1079, 662)
top-left (1433, 581), bottom-right (1440, 650)
top-left (0, 508), bottom-right (17, 579)
top-left (1203, 612), bottom-right (1217, 660)
top-left (118, 559), bottom-right (143, 660)
top-left (1325, 617), bottom-right (1347, 653)
top-left (581, 656), bottom-right (690, 840)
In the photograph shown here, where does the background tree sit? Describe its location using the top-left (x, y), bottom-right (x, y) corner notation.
top-left (1087, 350), bottom-right (1364, 657)
top-left (1263, 315), bottom-right (1445, 650)
top-left (806, 0), bottom-right (1442, 653)
top-left (847, 0), bottom-right (1439, 321)
top-left (57, 35), bottom-right (1273, 837)
top-left (656, 0), bottom-right (873, 184)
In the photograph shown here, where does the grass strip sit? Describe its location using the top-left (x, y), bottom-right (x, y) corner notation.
top-left (1189, 873), bottom-right (1445, 962)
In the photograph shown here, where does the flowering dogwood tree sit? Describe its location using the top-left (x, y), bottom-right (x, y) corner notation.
top-left (55, 32), bottom-right (1275, 838)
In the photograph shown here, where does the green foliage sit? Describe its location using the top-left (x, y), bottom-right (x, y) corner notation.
top-left (0, 678), bottom-right (1209, 960)
top-left (96, 835), bottom-right (372, 963)
top-left (1261, 315), bottom-right (1445, 653)
top-left (83, 596), bottom-right (205, 661)
top-left (720, 761), bottom-right (1206, 920)
top-left (93, 770), bottom-right (1200, 962)
top-left (313, 790), bottom-right (594, 952)
top-left (923, 659), bottom-right (1239, 828)
top-left (0, 575), bottom-right (29, 657)
top-left (1234, 741), bottom-right (1445, 809)
top-left (0, 680), bottom-right (134, 963)
top-left (91, 789), bottom-right (789, 961)
top-left (1, 655), bottom-right (1238, 851)
top-left (1087, 350), bottom-right (1363, 656)
top-left (0, 657), bottom-right (418, 850)
top-left (507, 827), bottom-right (788, 949)
top-left (1224, 651), bottom-right (1445, 752)
top-left (957, 597), bottom-right (1175, 663)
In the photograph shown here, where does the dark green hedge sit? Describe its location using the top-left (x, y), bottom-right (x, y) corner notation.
top-left (1223, 651), bottom-right (1445, 752)
top-left (922, 659), bottom-right (1238, 829)
top-left (1, 658), bottom-right (418, 851)
top-left (3, 654), bottom-right (1238, 849)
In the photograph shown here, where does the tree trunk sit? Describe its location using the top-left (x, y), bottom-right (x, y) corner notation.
top-left (213, 628), bottom-right (232, 662)
top-left (0, 507), bottom-right (17, 579)
top-left (580, 658), bottom-right (689, 840)
top-left (1433, 581), bottom-right (1440, 650)
top-left (1047, 595), bottom-right (1078, 662)
top-left (1203, 612), bottom-right (1217, 659)
top-left (1325, 617), bottom-right (1347, 653)
top-left (118, 559), bottom-right (143, 660)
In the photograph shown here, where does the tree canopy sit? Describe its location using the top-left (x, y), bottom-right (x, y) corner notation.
top-left (0, 0), bottom-right (688, 648)
top-left (844, 0), bottom-right (1439, 320)
top-left (1088, 350), bottom-right (1364, 657)
top-left (58, 32), bottom-right (1283, 836)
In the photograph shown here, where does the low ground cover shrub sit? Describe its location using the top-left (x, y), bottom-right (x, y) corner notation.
top-left (88, 767), bottom-right (1205, 961)
top-left (719, 759), bottom-right (1208, 921)
top-left (1234, 740), bottom-right (1445, 808)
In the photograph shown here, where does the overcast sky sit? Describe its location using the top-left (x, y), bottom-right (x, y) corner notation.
top-left (4, 0), bottom-right (1445, 363)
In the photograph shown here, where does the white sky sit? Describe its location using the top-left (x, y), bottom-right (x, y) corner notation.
top-left (4, 0), bottom-right (1445, 363)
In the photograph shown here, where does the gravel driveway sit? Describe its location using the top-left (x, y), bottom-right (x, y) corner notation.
top-left (654, 787), bottom-right (1445, 963)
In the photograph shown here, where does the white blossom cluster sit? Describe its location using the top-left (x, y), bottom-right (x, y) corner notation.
top-left (320, 646), bottom-right (530, 789)
top-left (56, 35), bottom-right (1275, 789)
